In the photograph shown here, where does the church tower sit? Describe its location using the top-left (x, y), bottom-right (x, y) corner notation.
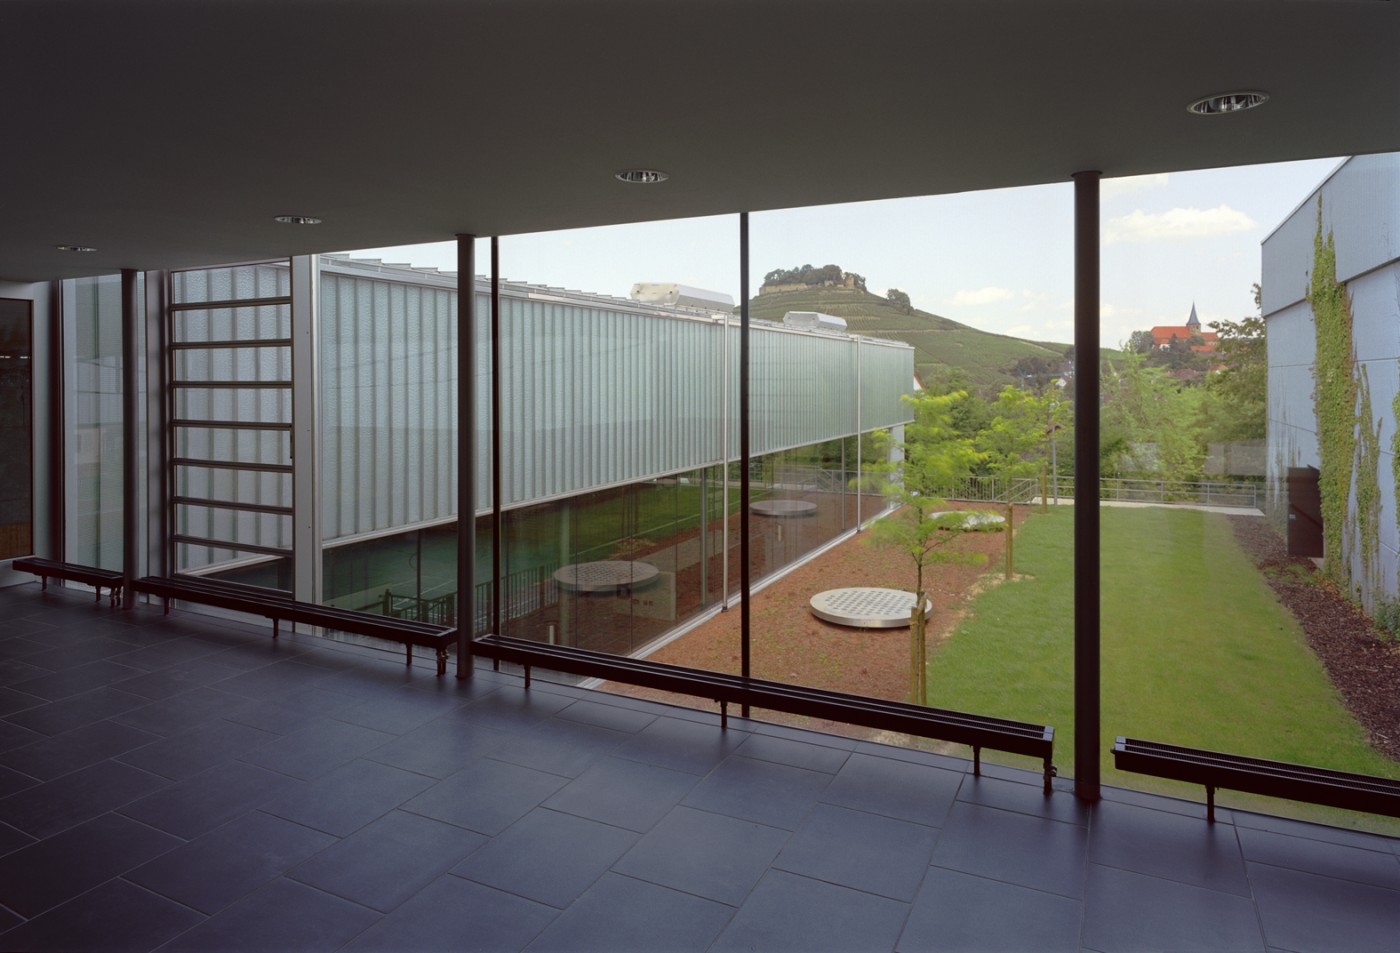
top-left (1186, 302), bottom-right (1200, 330)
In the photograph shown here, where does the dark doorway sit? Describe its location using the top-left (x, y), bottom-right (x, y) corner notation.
top-left (1286, 466), bottom-right (1323, 558)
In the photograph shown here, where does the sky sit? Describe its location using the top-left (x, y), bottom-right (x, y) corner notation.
top-left (341, 157), bottom-right (1342, 351)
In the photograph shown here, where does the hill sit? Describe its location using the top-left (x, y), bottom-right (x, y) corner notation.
top-left (745, 286), bottom-right (1069, 394)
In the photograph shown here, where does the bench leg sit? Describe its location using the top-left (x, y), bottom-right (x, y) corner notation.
top-left (972, 746), bottom-right (981, 777)
top-left (436, 648), bottom-right (447, 677)
top-left (1043, 759), bottom-right (1055, 796)
top-left (39, 575), bottom-right (49, 592)
top-left (523, 665), bottom-right (531, 690)
top-left (1206, 786), bottom-right (1216, 824)
top-left (405, 643), bottom-right (413, 667)
top-left (93, 585), bottom-right (102, 603)
top-left (272, 618), bottom-right (279, 640)
top-left (719, 700), bottom-right (728, 731)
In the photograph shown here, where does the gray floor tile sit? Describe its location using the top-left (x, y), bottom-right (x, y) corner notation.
top-left (1081, 864), bottom-right (1264, 953)
top-left (0, 878), bottom-right (204, 953)
top-left (931, 800), bottom-right (1087, 899)
top-left (453, 807), bottom-right (638, 908)
top-left (613, 805), bottom-right (790, 906)
top-left (116, 717), bottom-right (277, 781)
top-left (0, 758), bottom-right (170, 838)
top-left (0, 763), bottom-right (36, 799)
top-left (237, 717), bottom-right (396, 780)
top-left (611, 715), bottom-right (748, 775)
top-left (682, 754), bottom-right (831, 830)
top-left (898, 866), bottom-right (1082, 953)
top-left (127, 809), bottom-right (336, 914)
top-left (402, 758), bottom-right (568, 835)
top-left (0, 718), bottom-right (43, 755)
top-left (710, 869), bottom-right (909, 953)
top-left (775, 802), bottom-right (938, 901)
top-left (155, 877), bottom-right (380, 953)
top-left (0, 687), bottom-right (45, 719)
top-left (822, 751), bottom-right (962, 826)
top-left (361, 716), bottom-right (512, 778)
top-left (3, 685), bottom-right (149, 736)
top-left (1088, 798), bottom-right (1250, 896)
top-left (119, 760), bottom-right (304, 839)
top-left (456, 689), bottom-right (574, 731)
top-left (543, 755), bottom-right (699, 833)
top-left (289, 809), bottom-right (485, 913)
top-left (553, 697), bottom-right (658, 733)
top-left (212, 658), bottom-right (344, 699)
top-left (489, 717), bottom-right (630, 778)
top-left (734, 732), bottom-right (852, 774)
top-left (1238, 825), bottom-right (1400, 888)
top-left (525, 872), bottom-right (734, 953)
top-left (0, 812), bottom-right (183, 918)
top-left (8, 657), bottom-right (147, 701)
top-left (259, 758), bottom-right (436, 836)
top-left (0, 819), bottom-right (34, 857)
top-left (332, 685), bottom-right (466, 735)
top-left (109, 686), bottom-right (251, 737)
top-left (956, 772), bottom-right (1092, 826)
top-left (341, 875), bottom-right (557, 953)
top-left (1249, 861), bottom-right (1400, 953)
top-left (0, 718), bottom-right (159, 781)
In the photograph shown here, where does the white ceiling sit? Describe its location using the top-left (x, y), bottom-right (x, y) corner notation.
top-left (3, 0), bottom-right (1397, 283)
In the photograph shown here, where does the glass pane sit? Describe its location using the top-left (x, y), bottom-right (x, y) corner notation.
top-left (0, 298), bottom-right (32, 560)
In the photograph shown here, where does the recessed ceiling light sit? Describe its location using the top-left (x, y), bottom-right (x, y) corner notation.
top-left (54, 244), bottom-right (97, 252)
top-left (615, 169), bottom-right (669, 185)
top-left (1187, 91), bottom-right (1269, 116)
top-left (274, 215), bottom-right (322, 225)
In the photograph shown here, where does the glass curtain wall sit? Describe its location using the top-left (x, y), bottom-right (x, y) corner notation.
top-left (496, 218), bottom-right (738, 659)
top-left (750, 189), bottom-right (1070, 741)
top-left (65, 274), bottom-right (136, 569)
top-left (1102, 159), bottom-right (1400, 834)
top-left (170, 262), bottom-right (294, 590)
top-left (317, 250), bottom-right (468, 626)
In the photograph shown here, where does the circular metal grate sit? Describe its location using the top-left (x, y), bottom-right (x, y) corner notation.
top-left (554, 560), bottom-right (659, 593)
top-left (809, 587), bottom-right (931, 628)
top-left (750, 500), bottom-right (818, 518)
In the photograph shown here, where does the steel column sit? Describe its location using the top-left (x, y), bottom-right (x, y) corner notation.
top-left (290, 256), bottom-right (321, 606)
top-left (456, 235), bottom-right (477, 678)
top-left (144, 273), bottom-right (169, 578)
top-left (121, 270), bottom-right (140, 606)
top-left (1073, 170), bottom-right (1102, 802)
top-left (491, 238), bottom-right (502, 638)
top-left (46, 280), bottom-right (64, 560)
top-left (739, 213), bottom-right (751, 716)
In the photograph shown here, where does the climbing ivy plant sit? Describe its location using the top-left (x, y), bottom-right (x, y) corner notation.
top-left (1355, 365), bottom-right (1381, 602)
top-left (1309, 201), bottom-right (1359, 589)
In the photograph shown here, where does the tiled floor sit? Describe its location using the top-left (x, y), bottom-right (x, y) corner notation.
top-left (1, 582), bottom-right (1399, 952)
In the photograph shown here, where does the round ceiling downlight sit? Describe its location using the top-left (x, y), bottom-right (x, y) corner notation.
top-left (1187, 91), bottom-right (1269, 116)
top-left (54, 244), bottom-right (97, 252)
top-left (274, 215), bottom-right (322, 225)
top-left (614, 169), bottom-right (669, 184)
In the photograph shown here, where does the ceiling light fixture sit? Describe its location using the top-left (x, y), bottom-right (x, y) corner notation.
top-left (54, 244), bottom-right (97, 252)
top-left (274, 214), bottom-right (322, 225)
top-left (615, 169), bottom-right (669, 185)
top-left (1187, 91), bottom-right (1269, 116)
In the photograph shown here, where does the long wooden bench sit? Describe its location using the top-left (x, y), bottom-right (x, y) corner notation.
top-left (1113, 737), bottom-right (1400, 823)
top-left (12, 557), bottom-right (125, 606)
top-left (477, 633), bottom-right (1057, 794)
top-left (133, 575), bottom-right (455, 675)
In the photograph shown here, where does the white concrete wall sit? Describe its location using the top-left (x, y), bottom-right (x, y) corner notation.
top-left (1263, 154), bottom-right (1400, 609)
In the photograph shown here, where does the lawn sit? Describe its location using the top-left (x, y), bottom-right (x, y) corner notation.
top-left (929, 505), bottom-right (1400, 828)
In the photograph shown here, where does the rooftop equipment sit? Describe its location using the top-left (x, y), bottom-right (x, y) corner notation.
top-left (782, 310), bottom-right (848, 332)
top-left (629, 282), bottom-right (735, 312)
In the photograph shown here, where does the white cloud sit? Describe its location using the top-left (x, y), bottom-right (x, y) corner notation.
top-left (1104, 205), bottom-right (1258, 244)
top-left (1102, 173), bottom-right (1169, 200)
top-left (949, 286), bottom-right (1016, 306)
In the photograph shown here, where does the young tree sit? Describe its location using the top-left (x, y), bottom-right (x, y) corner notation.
top-left (886, 288), bottom-right (912, 314)
top-left (865, 391), bottom-right (985, 704)
top-left (975, 385), bottom-right (1073, 480)
top-left (1204, 311), bottom-right (1266, 442)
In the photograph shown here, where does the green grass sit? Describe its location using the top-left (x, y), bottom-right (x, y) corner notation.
top-left (928, 506), bottom-right (1400, 831)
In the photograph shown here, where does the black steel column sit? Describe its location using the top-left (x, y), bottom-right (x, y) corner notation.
top-left (456, 235), bottom-right (477, 678)
top-left (121, 269), bottom-right (140, 607)
top-left (46, 280), bottom-right (64, 559)
top-left (1073, 171), bottom-right (1101, 801)
top-left (739, 213), bottom-right (751, 716)
top-left (491, 237), bottom-right (502, 638)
